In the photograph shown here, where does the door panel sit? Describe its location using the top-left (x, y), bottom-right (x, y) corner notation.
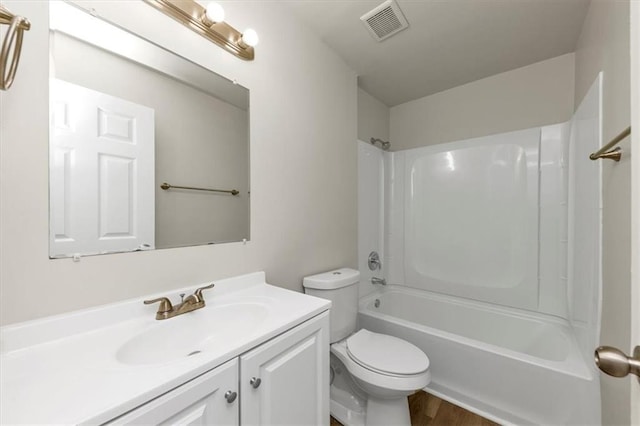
top-left (50, 78), bottom-right (155, 256)
top-left (98, 154), bottom-right (135, 238)
top-left (240, 313), bottom-right (329, 426)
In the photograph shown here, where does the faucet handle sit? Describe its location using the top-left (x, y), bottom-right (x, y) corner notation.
top-left (194, 283), bottom-right (215, 302)
top-left (144, 297), bottom-right (173, 313)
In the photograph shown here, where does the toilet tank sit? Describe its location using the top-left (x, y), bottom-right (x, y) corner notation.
top-left (303, 268), bottom-right (360, 343)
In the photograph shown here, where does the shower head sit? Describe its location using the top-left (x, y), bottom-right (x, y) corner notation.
top-left (370, 137), bottom-right (390, 151)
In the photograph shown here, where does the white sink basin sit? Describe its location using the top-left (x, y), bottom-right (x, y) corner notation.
top-left (1, 272), bottom-right (332, 426)
top-left (116, 302), bottom-right (269, 365)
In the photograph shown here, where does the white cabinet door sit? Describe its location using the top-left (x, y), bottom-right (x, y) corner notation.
top-left (108, 359), bottom-right (239, 426)
top-left (240, 312), bottom-right (330, 426)
top-left (50, 78), bottom-right (155, 257)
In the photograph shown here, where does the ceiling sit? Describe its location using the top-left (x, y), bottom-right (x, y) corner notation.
top-left (286, 0), bottom-right (591, 106)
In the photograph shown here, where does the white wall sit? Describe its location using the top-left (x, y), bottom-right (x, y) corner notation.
top-left (390, 53), bottom-right (575, 151)
top-left (357, 141), bottom-right (384, 299)
top-left (0, 0), bottom-right (357, 325)
top-left (356, 90), bottom-right (388, 297)
top-left (573, 1), bottom-right (632, 424)
top-left (631, 3), bottom-right (640, 423)
top-left (356, 91), bottom-right (389, 296)
top-left (357, 88), bottom-right (389, 144)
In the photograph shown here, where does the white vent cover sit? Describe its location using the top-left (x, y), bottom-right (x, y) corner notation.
top-left (360, 0), bottom-right (409, 42)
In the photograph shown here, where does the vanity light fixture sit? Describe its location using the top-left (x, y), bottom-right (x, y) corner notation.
top-left (239, 28), bottom-right (259, 49)
top-left (201, 2), bottom-right (224, 26)
top-left (143, 0), bottom-right (257, 60)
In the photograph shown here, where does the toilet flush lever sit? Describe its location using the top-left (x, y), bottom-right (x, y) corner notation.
top-left (595, 346), bottom-right (640, 383)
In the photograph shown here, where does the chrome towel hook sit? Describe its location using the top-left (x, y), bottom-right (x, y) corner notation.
top-left (0, 5), bottom-right (30, 91)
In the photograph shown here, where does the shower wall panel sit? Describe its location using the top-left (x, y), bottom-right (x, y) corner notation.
top-left (567, 74), bottom-right (602, 358)
top-left (380, 124), bottom-right (571, 317)
top-left (538, 123), bottom-right (571, 318)
top-left (399, 129), bottom-right (541, 310)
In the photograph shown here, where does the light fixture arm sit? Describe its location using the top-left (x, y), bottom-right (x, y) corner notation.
top-left (143, 0), bottom-right (255, 61)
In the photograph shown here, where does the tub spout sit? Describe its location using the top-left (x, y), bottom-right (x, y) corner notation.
top-left (371, 277), bottom-right (387, 285)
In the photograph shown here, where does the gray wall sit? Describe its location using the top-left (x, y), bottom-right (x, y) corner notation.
top-left (390, 53), bottom-right (575, 150)
top-left (357, 88), bottom-right (389, 144)
top-left (0, 0), bottom-right (357, 325)
top-left (574, 0), bottom-right (632, 424)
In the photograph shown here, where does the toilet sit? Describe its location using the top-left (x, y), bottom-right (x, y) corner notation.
top-left (303, 268), bottom-right (430, 426)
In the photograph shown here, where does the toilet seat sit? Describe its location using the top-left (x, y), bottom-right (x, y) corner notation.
top-left (330, 329), bottom-right (431, 397)
top-left (346, 329), bottom-right (430, 377)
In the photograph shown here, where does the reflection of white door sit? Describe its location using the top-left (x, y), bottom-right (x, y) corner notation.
top-left (50, 78), bottom-right (155, 257)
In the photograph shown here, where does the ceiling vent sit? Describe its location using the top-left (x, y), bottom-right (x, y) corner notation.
top-left (360, 0), bottom-right (409, 42)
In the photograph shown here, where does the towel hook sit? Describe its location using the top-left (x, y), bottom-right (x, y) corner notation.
top-left (0, 6), bottom-right (31, 90)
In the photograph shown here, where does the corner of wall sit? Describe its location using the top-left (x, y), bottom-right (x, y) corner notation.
top-left (572, 1), bottom-right (632, 424)
top-left (357, 88), bottom-right (390, 143)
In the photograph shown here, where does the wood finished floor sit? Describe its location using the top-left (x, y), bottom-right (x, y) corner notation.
top-left (329, 391), bottom-right (499, 426)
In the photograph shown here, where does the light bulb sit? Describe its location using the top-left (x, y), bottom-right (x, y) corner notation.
top-left (203, 2), bottom-right (225, 25)
top-left (241, 28), bottom-right (259, 48)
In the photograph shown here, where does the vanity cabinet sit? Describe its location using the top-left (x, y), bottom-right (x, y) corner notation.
top-left (108, 359), bottom-right (239, 425)
top-left (108, 312), bottom-right (329, 426)
top-left (240, 311), bottom-right (329, 425)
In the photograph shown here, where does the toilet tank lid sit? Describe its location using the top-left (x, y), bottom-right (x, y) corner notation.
top-left (303, 268), bottom-right (360, 290)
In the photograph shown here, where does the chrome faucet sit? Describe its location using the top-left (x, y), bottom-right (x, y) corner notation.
top-left (144, 283), bottom-right (215, 320)
top-left (371, 277), bottom-right (387, 286)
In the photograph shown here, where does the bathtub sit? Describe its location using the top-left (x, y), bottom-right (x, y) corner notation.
top-left (358, 286), bottom-right (600, 425)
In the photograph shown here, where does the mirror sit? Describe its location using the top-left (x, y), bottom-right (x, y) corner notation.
top-left (48, 1), bottom-right (250, 258)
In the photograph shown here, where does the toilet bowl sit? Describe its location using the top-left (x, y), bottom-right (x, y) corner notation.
top-left (331, 329), bottom-right (430, 425)
top-left (303, 269), bottom-right (431, 426)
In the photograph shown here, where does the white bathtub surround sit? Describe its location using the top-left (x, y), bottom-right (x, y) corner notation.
top-left (0, 272), bottom-right (330, 425)
top-left (567, 73), bottom-right (603, 361)
top-left (357, 77), bottom-right (604, 425)
top-left (383, 126), bottom-right (569, 315)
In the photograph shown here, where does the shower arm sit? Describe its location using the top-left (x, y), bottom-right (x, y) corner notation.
top-left (370, 137), bottom-right (390, 150)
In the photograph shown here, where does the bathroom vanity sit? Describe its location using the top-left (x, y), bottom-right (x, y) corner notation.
top-left (0, 272), bottom-right (330, 425)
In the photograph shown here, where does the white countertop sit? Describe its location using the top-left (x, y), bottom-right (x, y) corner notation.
top-left (0, 272), bottom-right (330, 425)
